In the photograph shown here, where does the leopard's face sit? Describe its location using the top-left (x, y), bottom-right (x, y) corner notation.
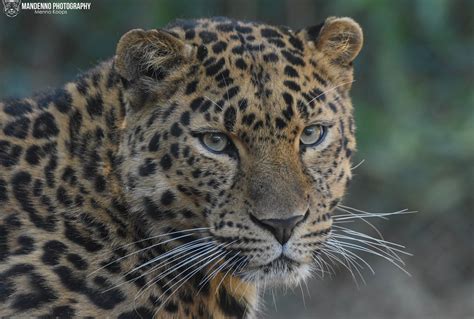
top-left (117, 17), bottom-right (362, 286)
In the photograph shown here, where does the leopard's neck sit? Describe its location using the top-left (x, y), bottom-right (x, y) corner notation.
top-left (34, 60), bottom-right (132, 236)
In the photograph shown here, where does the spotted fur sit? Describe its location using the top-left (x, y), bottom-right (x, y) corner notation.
top-left (0, 17), bottom-right (363, 318)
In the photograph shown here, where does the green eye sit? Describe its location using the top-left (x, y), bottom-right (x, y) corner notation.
top-left (300, 125), bottom-right (327, 146)
top-left (201, 132), bottom-right (229, 153)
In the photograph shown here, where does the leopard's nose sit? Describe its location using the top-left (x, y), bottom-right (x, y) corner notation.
top-left (251, 214), bottom-right (305, 245)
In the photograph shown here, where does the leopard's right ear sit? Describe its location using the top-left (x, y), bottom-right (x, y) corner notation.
top-left (115, 28), bottom-right (194, 83)
top-left (299, 17), bottom-right (363, 66)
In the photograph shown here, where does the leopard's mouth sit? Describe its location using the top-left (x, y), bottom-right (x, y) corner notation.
top-left (235, 254), bottom-right (311, 286)
top-left (255, 254), bottom-right (301, 271)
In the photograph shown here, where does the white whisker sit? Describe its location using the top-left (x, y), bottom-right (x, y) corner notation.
top-left (305, 80), bottom-right (355, 107)
top-left (153, 245), bottom-right (233, 317)
top-left (214, 253), bottom-right (241, 293)
top-left (332, 233), bottom-right (410, 257)
top-left (326, 239), bottom-right (375, 274)
top-left (133, 241), bottom-right (222, 302)
top-left (88, 232), bottom-right (204, 277)
top-left (333, 240), bottom-right (411, 276)
top-left (104, 239), bottom-right (214, 293)
top-left (334, 207), bottom-right (415, 221)
top-left (351, 159), bottom-right (365, 170)
top-left (124, 236), bottom-right (213, 277)
top-left (204, 95), bottom-right (223, 111)
top-left (113, 227), bottom-right (209, 252)
top-left (321, 246), bottom-right (363, 287)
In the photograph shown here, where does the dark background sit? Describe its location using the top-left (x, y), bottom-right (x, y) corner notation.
top-left (1, 0), bottom-right (473, 318)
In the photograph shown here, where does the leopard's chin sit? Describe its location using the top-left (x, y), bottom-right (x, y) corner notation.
top-left (238, 256), bottom-right (312, 287)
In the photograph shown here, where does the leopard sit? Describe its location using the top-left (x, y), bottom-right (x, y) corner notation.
top-left (0, 16), bottom-right (363, 318)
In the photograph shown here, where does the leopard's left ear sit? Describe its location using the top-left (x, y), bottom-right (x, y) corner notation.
top-left (115, 28), bottom-right (194, 82)
top-left (299, 17), bottom-right (363, 66)
top-left (114, 29), bottom-right (195, 108)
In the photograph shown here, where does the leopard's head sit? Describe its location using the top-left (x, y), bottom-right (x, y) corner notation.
top-left (115, 17), bottom-right (363, 286)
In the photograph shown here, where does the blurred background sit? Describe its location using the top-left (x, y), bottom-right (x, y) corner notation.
top-left (0, 0), bottom-right (472, 318)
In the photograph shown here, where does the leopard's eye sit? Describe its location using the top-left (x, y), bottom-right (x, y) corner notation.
top-left (300, 124), bottom-right (327, 146)
top-left (201, 132), bottom-right (229, 153)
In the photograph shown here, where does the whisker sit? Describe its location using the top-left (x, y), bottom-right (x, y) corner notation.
top-left (222, 72), bottom-right (230, 102)
top-left (331, 233), bottom-right (410, 257)
top-left (333, 207), bottom-right (412, 257)
top-left (145, 248), bottom-right (225, 316)
top-left (208, 245), bottom-right (244, 288)
top-left (238, 270), bottom-right (253, 303)
top-left (334, 207), bottom-right (416, 221)
top-left (331, 238), bottom-right (405, 265)
top-left (305, 80), bottom-right (355, 107)
top-left (333, 240), bottom-right (411, 276)
top-left (337, 204), bottom-right (416, 217)
top-left (199, 252), bottom-right (233, 289)
top-left (334, 206), bottom-right (392, 253)
top-left (214, 253), bottom-right (241, 293)
top-left (197, 253), bottom-right (230, 294)
top-left (233, 256), bottom-right (249, 285)
top-left (299, 281), bottom-right (306, 308)
top-left (228, 256), bottom-right (249, 295)
top-left (88, 232), bottom-right (202, 277)
top-left (335, 227), bottom-right (410, 255)
top-left (311, 254), bottom-right (334, 278)
top-left (332, 219), bottom-right (356, 224)
top-left (204, 96), bottom-right (223, 111)
top-left (210, 253), bottom-right (238, 283)
top-left (316, 201), bottom-right (415, 287)
top-left (153, 245), bottom-right (233, 316)
top-left (351, 159), bottom-right (365, 171)
top-left (103, 239), bottom-right (214, 293)
top-left (133, 241), bottom-right (223, 302)
top-left (333, 222), bottom-right (412, 264)
top-left (123, 236), bottom-right (213, 277)
top-left (320, 246), bottom-right (363, 287)
top-left (326, 239), bottom-right (375, 274)
top-left (303, 278), bottom-right (311, 298)
top-left (271, 288), bottom-right (278, 312)
top-left (310, 256), bottom-right (325, 278)
top-left (136, 239), bottom-right (237, 307)
top-left (324, 243), bottom-right (369, 288)
top-left (113, 227), bottom-right (210, 252)
top-left (325, 241), bottom-right (366, 270)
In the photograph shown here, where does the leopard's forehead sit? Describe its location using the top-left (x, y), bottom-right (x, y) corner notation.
top-left (159, 17), bottom-right (346, 147)
top-left (166, 17), bottom-right (312, 75)
top-left (167, 17), bottom-right (303, 48)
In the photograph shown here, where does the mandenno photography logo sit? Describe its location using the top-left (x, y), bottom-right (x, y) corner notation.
top-left (2, 0), bottom-right (21, 17)
top-left (2, 1), bottom-right (91, 17)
